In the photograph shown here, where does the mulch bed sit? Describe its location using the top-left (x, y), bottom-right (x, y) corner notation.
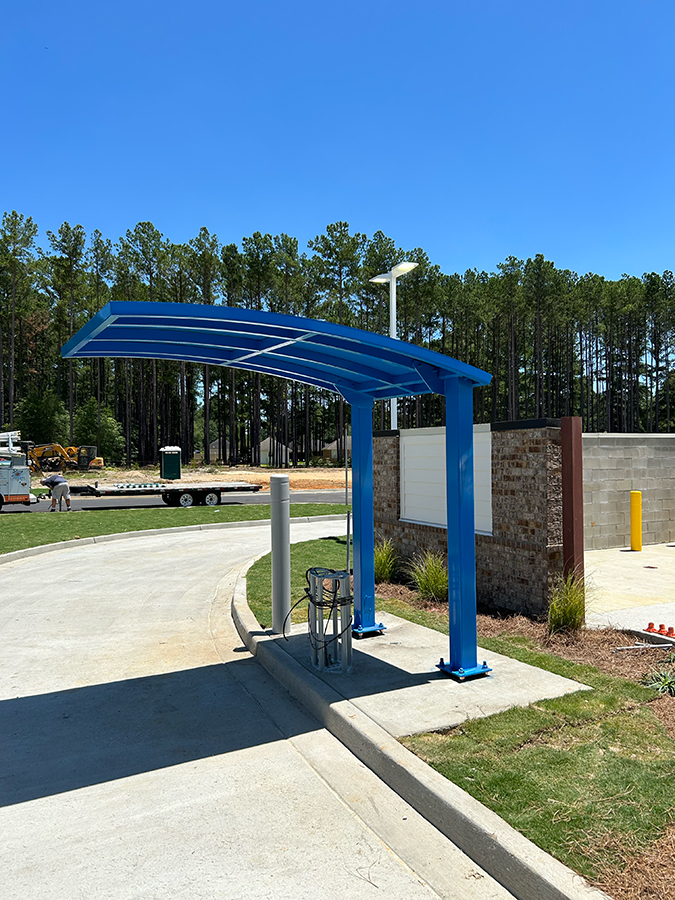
top-left (375, 582), bottom-right (419, 603)
top-left (592, 825), bottom-right (675, 900)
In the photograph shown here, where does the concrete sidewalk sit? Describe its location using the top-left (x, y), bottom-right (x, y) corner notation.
top-left (0, 521), bottom-right (514, 900)
top-left (233, 571), bottom-right (609, 900)
top-left (274, 612), bottom-right (587, 737)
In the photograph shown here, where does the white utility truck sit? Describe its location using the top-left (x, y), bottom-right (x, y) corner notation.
top-left (0, 431), bottom-right (36, 512)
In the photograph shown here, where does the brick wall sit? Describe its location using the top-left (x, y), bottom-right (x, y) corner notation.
top-left (476, 425), bottom-right (563, 617)
top-left (583, 434), bottom-right (675, 550)
top-left (373, 424), bottom-right (564, 618)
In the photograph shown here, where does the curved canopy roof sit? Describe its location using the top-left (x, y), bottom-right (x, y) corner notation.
top-left (62, 301), bottom-right (490, 401)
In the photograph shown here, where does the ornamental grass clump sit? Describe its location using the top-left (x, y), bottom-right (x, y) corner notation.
top-left (405, 550), bottom-right (449, 602)
top-left (547, 570), bottom-right (586, 636)
top-left (374, 538), bottom-right (399, 583)
top-left (643, 666), bottom-right (675, 696)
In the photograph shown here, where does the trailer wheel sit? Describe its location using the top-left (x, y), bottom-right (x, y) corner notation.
top-left (204, 491), bottom-right (220, 506)
top-left (0, 497), bottom-right (3, 512)
top-left (178, 492), bottom-right (195, 508)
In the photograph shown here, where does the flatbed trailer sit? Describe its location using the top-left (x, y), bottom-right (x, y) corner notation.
top-left (69, 481), bottom-right (262, 507)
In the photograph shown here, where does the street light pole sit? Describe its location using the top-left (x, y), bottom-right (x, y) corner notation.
top-left (389, 274), bottom-right (397, 341)
top-left (370, 261), bottom-right (418, 430)
top-left (389, 275), bottom-right (398, 428)
top-left (389, 275), bottom-right (398, 431)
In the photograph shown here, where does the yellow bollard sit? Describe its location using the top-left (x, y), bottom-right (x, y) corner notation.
top-left (630, 490), bottom-right (642, 552)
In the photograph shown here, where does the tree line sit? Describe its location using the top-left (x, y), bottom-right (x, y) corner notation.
top-left (0, 210), bottom-right (672, 466)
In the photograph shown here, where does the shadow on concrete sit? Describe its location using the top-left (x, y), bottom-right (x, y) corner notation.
top-left (0, 660), bottom-right (318, 808)
top-left (277, 632), bottom-right (447, 699)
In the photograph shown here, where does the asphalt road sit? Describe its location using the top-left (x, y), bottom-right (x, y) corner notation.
top-left (4, 488), bottom-right (351, 514)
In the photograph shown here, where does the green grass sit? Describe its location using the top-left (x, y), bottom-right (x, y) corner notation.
top-left (402, 675), bottom-right (674, 881)
top-left (246, 534), bottom-right (351, 628)
top-left (376, 594), bottom-right (449, 633)
top-left (246, 535), bottom-right (446, 631)
top-left (247, 535), bottom-right (675, 884)
top-left (398, 627), bottom-right (675, 882)
top-left (0, 504), bottom-right (348, 556)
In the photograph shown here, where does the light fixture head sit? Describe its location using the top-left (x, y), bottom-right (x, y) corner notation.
top-left (370, 261), bottom-right (419, 284)
top-left (391, 261), bottom-right (418, 277)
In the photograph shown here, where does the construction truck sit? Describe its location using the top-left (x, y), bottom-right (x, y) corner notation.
top-left (0, 431), bottom-right (37, 511)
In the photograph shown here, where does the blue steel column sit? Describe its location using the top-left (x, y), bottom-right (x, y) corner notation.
top-left (438, 376), bottom-right (490, 679)
top-left (349, 395), bottom-right (384, 635)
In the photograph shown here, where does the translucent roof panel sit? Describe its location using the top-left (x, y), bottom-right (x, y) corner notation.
top-left (62, 302), bottom-right (491, 400)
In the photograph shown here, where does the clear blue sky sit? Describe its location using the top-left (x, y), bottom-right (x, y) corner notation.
top-left (2, 1), bottom-right (674, 280)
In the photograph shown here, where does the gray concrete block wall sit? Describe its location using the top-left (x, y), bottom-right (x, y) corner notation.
top-left (583, 434), bottom-right (675, 550)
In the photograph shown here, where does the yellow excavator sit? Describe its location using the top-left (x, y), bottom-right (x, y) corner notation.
top-left (24, 443), bottom-right (104, 474)
top-left (65, 445), bottom-right (105, 470)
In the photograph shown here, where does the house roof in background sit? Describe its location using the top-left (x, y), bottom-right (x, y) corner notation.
top-left (324, 437), bottom-right (352, 450)
top-left (260, 437), bottom-right (291, 452)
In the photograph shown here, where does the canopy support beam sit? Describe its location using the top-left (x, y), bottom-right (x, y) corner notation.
top-left (438, 376), bottom-right (491, 681)
top-left (342, 391), bottom-right (384, 636)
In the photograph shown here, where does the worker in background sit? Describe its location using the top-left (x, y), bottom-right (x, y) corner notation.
top-left (41, 472), bottom-right (72, 511)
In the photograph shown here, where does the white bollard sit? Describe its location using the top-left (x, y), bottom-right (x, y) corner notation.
top-left (270, 474), bottom-right (291, 634)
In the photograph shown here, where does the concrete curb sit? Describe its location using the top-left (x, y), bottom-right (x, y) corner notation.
top-left (627, 628), bottom-right (675, 647)
top-left (231, 569), bottom-right (610, 900)
top-left (0, 514), bottom-right (347, 567)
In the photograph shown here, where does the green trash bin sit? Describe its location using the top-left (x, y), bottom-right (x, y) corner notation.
top-left (159, 446), bottom-right (182, 480)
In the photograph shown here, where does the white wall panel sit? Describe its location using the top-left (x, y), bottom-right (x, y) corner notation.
top-left (399, 425), bottom-right (492, 534)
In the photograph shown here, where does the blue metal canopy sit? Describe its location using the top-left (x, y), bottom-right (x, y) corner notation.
top-left (63, 301), bottom-right (492, 680)
top-left (62, 301), bottom-right (490, 398)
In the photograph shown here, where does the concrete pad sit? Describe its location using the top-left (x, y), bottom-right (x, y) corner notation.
top-left (585, 541), bottom-right (675, 632)
top-left (275, 611), bottom-right (589, 736)
top-left (223, 626), bottom-right (513, 900)
top-left (586, 600), bottom-right (675, 634)
top-left (1, 674), bottom-right (448, 900)
top-left (586, 542), bottom-right (675, 612)
top-left (0, 520), bottom-right (346, 694)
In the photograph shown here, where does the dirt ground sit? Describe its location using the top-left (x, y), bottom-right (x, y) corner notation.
top-left (69, 465), bottom-right (351, 491)
top-left (375, 582), bottom-right (675, 900)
